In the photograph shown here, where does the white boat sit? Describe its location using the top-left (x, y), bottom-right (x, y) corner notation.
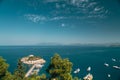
top-left (104, 63), bottom-right (109, 67)
top-left (87, 66), bottom-right (91, 71)
top-left (113, 66), bottom-right (120, 69)
top-left (112, 58), bottom-right (116, 62)
top-left (108, 74), bottom-right (111, 77)
top-left (74, 68), bottom-right (80, 74)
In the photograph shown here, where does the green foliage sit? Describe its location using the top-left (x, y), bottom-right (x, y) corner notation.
top-left (0, 56), bottom-right (9, 78)
top-left (39, 74), bottom-right (47, 80)
top-left (73, 77), bottom-right (82, 80)
top-left (0, 54), bottom-right (81, 80)
top-left (25, 74), bottom-right (47, 80)
top-left (13, 59), bottom-right (26, 80)
top-left (1, 71), bottom-right (13, 80)
top-left (46, 54), bottom-right (73, 80)
top-left (60, 73), bottom-right (72, 80)
top-left (73, 77), bottom-right (79, 80)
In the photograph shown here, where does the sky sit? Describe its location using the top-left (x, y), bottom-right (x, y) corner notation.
top-left (0, 0), bottom-right (120, 45)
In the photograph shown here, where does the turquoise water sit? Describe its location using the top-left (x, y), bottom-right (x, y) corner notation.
top-left (0, 46), bottom-right (120, 80)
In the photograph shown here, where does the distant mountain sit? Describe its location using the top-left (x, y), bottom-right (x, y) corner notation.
top-left (107, 43), bottom-right (120, 47)
top-left (35, 42), bottom-right (120, 47)
top-left (36, 42), bottom-right (65, 46)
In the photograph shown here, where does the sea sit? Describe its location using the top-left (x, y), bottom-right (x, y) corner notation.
top-left (0, 46), bottom-right (120, 80)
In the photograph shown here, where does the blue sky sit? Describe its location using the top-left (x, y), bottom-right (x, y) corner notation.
top-left (0, 0), bottom-right (120, 45)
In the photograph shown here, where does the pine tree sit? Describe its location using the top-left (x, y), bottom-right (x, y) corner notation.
top-left (13, 59), bottom-right (26, 80)
top-left (46, 54), bottom-right (73, 80)
top-left (1, 71), bottom-right (13, 80)
top-left (0, 56), bottom-right (9, 79)
top-left (0, 56), bottom-right (14, 80)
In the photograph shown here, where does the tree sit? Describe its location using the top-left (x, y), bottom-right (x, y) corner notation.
top-left (46, 54), bottom-right (73, 80)
top-left (39, 74), bottom-right (47, 80)
top-left (25, 74), bottom-right (47, 80)
top-left (1, 71), bottom-right (13, 80)
top-left (13, 59), bottom-right (26, 80)
top-left (0, 56), bottom-right (9, 79)
top-left (0, 56), bottom-right (14, 80)
top-left (73, 77), bottom-right (79, 80)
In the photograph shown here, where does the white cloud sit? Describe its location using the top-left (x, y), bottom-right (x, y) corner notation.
top-left (88, 14), bottom-right (106, 18)
top-left (68, 0), bottom-right (109, 19)
top-left (25, 14), bottom-right (67, 23)
top-left (24, 14), bottom-right (47, 23)
top-left (87, 5), bottom-right (109, 19)
top-left (94, 7), bottom-right (104, 12)
top-left (50, 16), bottom-right (66, 21)
top-left (24, 0), bottom-right (110, 24)
top-left (87, 2), bottom-right (97, 8)
top-left (70, 0), bottom-right (89, 7)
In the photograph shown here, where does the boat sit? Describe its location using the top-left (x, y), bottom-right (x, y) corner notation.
top-left (87, 66), bottom-right (91, 71)
top-left (74, 68), bottom-right (80, 74)
top-left (112, 58), bottom-right (116, 62)
top-left (104, 63), bottom-right (109, 67)
top-left (113, 66), bottom-right (120, 69)
top-left (108, 74), bottom-right (111, 77)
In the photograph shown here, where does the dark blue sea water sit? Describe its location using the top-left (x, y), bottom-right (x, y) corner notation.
top-left (0, 46), bottom-right (120, 80)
